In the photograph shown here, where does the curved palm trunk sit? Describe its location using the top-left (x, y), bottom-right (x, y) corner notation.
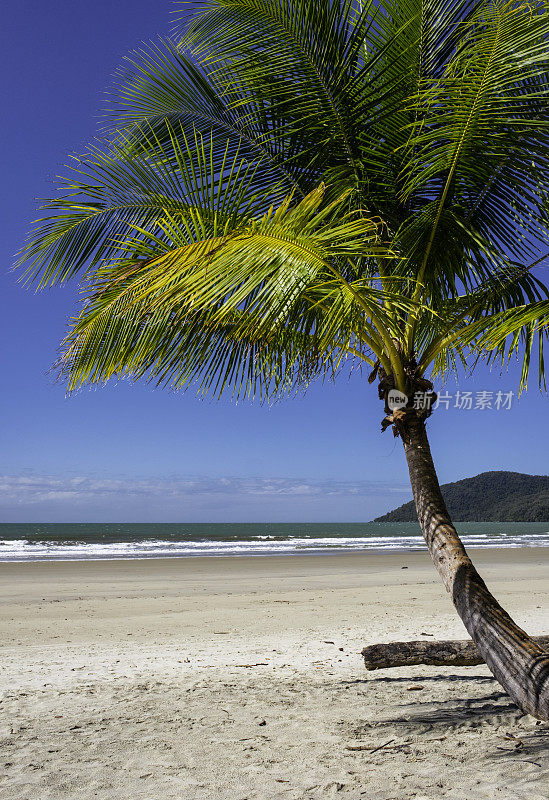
top-left (401, 414), bottom-right (549, 720)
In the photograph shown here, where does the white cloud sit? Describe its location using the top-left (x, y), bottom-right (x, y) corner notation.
top-left (0, 473), bottom-right (410, 522)
top-left (0, 472), bottom-right (408, 504)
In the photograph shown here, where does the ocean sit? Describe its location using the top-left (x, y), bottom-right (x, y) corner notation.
top-left (0, 521), bottom-right (548, 561)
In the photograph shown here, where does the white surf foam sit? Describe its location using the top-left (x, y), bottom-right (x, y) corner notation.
top-left (1, 530), bottom-right (548, 561)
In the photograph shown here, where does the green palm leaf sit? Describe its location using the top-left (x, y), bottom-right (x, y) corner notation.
top-left (18, 0), bottom-right (549, 395)
top-left (18, 123), bottom-right (266, 288)
top-left (58, 185), bottom-right (404, 396)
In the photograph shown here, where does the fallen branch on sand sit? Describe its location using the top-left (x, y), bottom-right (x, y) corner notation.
top-left (362, 636), bottom-right (549, 670)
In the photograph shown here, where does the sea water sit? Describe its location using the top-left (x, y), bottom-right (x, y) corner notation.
top-left (0, 521), bottom-right (548, 561)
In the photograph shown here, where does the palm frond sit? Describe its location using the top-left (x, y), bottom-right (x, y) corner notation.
top-left (110, 38), bottom-right (302, 200)
top-left (18, 122), bottom-right (266, 288)
top-left (57, 186), bottom-right (402, 396)
top-left (398, 0), bottom-right (549, 282)
top-left (18, 0), bottom-right (549, 402)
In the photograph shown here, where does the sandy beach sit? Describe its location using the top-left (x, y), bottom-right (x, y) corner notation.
top-left (0, 549), bottom-right (548, 799)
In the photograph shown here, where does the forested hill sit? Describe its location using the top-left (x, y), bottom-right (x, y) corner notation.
top-left (374, 471), bottom-right (549, 522)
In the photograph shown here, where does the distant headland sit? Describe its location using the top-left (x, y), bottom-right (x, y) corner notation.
top-left (374, 471), bottom-right (549, 522)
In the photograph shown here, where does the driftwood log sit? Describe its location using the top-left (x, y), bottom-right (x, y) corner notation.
top-left (362, 636), bottom-right (549, 670)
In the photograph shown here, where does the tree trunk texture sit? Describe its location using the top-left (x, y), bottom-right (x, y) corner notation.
top-left (362, 636), bottom-right (549, 670)
top-left (401, 414), bottom-right (549, 720)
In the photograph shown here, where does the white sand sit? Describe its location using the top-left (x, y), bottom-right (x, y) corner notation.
top-left (0, 549), bottom-right (548, 799)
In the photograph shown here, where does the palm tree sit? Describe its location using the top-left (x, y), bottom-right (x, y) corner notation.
top-left (19, 0), bottom-right (549, 718)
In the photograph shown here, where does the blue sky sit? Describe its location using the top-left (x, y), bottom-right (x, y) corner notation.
top-left (1, 1), bottom-right (547, 523)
